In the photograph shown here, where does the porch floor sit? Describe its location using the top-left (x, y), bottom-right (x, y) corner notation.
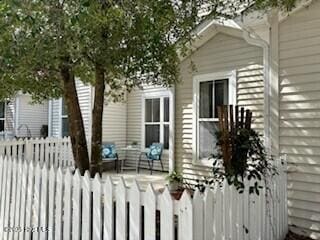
top-left (101, 169), bottom-right (168, 191)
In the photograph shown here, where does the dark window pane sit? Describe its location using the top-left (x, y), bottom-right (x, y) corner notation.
top-left (0, 120), bottom-right (4, 131)
top-left (164, 97), bottom-right (170, 122)
top-left (153, 99), bottom-right (160, 122)
top-left (200, 81), bottom-right (213, 118)
top-left (214, 79), bottom-right (228, 118)
top-left (145, 98), bottom-right (160, 122)
top-left (145, 99), bottom-right (153, 122)
top-left (199, 121), bottom-right (219, 159)
top-left (145, 125), bottom-right (160, 148)
top-left (163, 124), bottom-right (169, 150)
top-left (0, 102), bottom-right (5, 118)
top-left (62, 99), bottom-right (68, 116)
top-left (62, 118), bottom-right (69, 137)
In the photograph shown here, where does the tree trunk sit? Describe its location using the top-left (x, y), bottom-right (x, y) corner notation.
top-left (60, 65), bottom-right (90, 175)
top-left (90, 64), bottom-right (106, 177)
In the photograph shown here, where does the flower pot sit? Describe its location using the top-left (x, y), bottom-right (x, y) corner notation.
top-left (168, 182), bottom-right (180, 192)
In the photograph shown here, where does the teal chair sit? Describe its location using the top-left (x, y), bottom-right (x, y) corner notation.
top-left (101, 142), bottom-right (119, 172)
top-left (138, 143), bottom-right (164, 174)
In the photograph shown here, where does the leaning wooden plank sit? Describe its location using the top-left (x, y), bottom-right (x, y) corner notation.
top-left (160, 187), bottom-right (174, 240)
top-left (92, 174), bottom-right (102, 240)
top-left (144, 184), bottom-right (156, 240)
top-left (103, 177), bottom-right (114, 240)
top-left (129, 180), bottom-right (142, 240)
top-left (82, 171), bottom-right (91, 240)
top-left (178, 190), bottom-right (193, 240)
top-left (116, 177), bottom-right (127, 240)
top-left (72, 169), bottom-right (81, 240)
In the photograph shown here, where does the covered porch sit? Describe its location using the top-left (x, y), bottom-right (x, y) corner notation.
top-left (102, 169), bottom-right (167, 191)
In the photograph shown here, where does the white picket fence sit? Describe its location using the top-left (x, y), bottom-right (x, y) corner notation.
top-left (0, 155), bottom-right (288, 240)
top-left (0, 137), bottom-right (73, 168)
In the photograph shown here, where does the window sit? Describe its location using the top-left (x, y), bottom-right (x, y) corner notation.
top-left (0, 102), bottom-right (5, 132)
top-left (144, 96), bottom-right (170, 150)
top-left (61, 99), bottom-right (69, 137)
top-left (193, 71), bottom-right (236, 163)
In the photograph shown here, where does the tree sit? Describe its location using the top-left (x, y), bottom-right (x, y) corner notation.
top-left (0, 0), bottom-right (298, 175)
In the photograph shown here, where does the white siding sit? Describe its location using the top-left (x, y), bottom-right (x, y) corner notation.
top-left (16, 95), bottom-right (48, 138)
top-left (49, 79), bottom-right (92, 139)
top-left (76, 80), bottom-right (92, 140)
top-left (279, 2), bottom-right (320, 238)
top-left (126, 87), bottom-right (170, 171)
top-left (102, 101), bottom-right (127, 149)
top-left (5, 99), bottom-right (15, 134)
top-left (176, 33), bottom-right (264, 181)
top-left (50, 99), bottom-right (61, 137)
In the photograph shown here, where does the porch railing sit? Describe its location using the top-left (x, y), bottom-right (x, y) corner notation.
top-left (0, 137), bottom-right (73, 168)
top-left (0, 155), bottom-right (288, 240)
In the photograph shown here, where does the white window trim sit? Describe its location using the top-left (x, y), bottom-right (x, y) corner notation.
top-left (60, 98), bottom-right (68, 137)
top-left (192, 70), bottom-right (236, 166)
top-left (141, 88), bottom-right (175, 172)
top-left (0, 101), bottom-right (6, 133)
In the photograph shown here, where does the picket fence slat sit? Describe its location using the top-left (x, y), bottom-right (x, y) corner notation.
top-left (82, 172), bottom-right (91, 240)
top-left (54, 169), bottom-right (63, 240)
top-left (72, 170), bottom-right (81, 240)
top-left (4, 159), bottom-right (13, 240)
top-left (39, 166), bottom-right (49, 240)
top-left (0, 155), bottom-right (288, 240)
top-left (63, 170), bottom-right (72, 240)
top-left (129, 181), bottom-right (142, 240)
top-left (193, 189), bottom-right (204, 240)
top-left (48, 167), bottom-right (56, 240)
top-left (160, 188), bottom-right (174, 240)
top-left (13, 160), bottom-right (23, 240)
top-left (144, 184), bottom-right (156, 240)
top-left (103, 177), bottom-right (114, 240)
top-left (116, 177), bottom-right (127, 240)
top-left (8, 159), bottom-right (18, 240)
top-left (92, 175), bottom-right (102, 240)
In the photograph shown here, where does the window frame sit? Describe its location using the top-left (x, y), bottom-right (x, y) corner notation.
top-left (192, 71), bottom-right (236, 166)
top-left (141, 89), bottom-right (173, 154)
top-left (60, 98), bottom-right (69, 137)
top-left (0, 101), bottom-right (6, 132)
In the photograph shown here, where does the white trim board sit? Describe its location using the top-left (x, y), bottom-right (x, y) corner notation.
top-left (140, 87), bottom-right (175, 173)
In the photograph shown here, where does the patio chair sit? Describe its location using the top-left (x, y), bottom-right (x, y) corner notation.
top-left (138, 143), bottom-right (164, 175)
top-left (101, 142), bottom-right (119, 173)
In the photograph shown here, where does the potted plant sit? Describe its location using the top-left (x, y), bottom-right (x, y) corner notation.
top-left (166, 171), bottom-right (183, 192)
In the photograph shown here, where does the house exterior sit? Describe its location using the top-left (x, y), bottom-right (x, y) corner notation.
top-left (48, 79), bottom-right (128, 155)
top-left (0, 93), bottom-right (48, 139)
top-left (48, 1), bottom-right (320, 238)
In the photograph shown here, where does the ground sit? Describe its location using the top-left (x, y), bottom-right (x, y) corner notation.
top-left (285, 231), bottom-right (313, 240)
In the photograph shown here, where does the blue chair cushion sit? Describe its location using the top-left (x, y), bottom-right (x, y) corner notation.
top-left (101, 144), bottom-right (117, 159)
top-left (146, 143), bottom-right (163, 160)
